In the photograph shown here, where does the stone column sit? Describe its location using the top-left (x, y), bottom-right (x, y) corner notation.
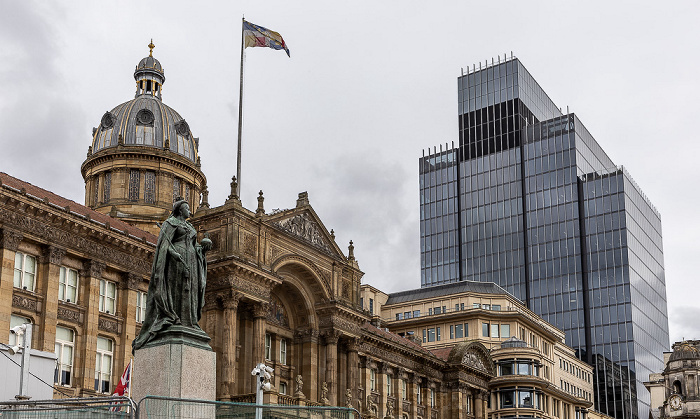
top-left (221, 292), bottom-right (241, 400)
top-left (379, 364), bottom-right (390, 417)
top-left (0, 229), bottom-right (23, 344)
top-left (76, 260), bottom-right (105, 395)
top-left (300, 328), bottom-right (319, 401)
top-left (251, 302), bottom-right (268, 392)
top-left (117, 273), bottom-right (140, 389)
top-left (411, 375), bottom-right (422, 416)
top-left (323, 330), bottom-right (340, 406)
top-left (346, 338), bottom-right (359, 408)
top-left (37, 245), bottom-right (65, 352)
top-left (396, 369), bottom-right (407, 419)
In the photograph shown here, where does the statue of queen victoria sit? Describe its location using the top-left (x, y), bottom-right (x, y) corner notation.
top-left (133, 198), bottom-right (212, 351)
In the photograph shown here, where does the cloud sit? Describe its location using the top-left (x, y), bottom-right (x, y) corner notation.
top-left (669, 306), bottom-right (700, 344)
top-left (308, 151), bottom-right (420, 292)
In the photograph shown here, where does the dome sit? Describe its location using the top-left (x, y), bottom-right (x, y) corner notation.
top-left (669, 342), bottom-right (700, 362)
top-left (92, 97), bottom-right (198, 162)
top-left (90, 40), bottom-right (198, 163)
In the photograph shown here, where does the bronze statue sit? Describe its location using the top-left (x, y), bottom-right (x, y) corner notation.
top-left (133, 198), bottom-right (212, 351)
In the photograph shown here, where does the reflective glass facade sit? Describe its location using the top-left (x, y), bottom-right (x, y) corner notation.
top-left (419, 57), bottom-right (669, 419)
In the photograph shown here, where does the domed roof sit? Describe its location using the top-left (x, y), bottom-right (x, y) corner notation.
top-left (92, 97), bottom-right (198, 162)
top-left (669, 342), bottom-right (700, 362)
top-left (90, 41), bottom-right (198, 163)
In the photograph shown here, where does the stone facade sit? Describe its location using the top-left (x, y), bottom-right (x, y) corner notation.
top-left (645, 340), bottom-right (700, 419)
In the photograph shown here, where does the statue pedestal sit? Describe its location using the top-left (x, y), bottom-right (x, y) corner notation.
top-left (132, 327), bottom-right (216, 406)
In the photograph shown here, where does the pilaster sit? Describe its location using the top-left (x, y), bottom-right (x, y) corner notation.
top-left (323, 329), bottom-right (340, 406)
top-left (0, 229), bottom-right (23, 344)
top-left (299, 328), bottom-right (319, 401)
top-left (37, 245), bottom-right (65, 352)
top-left (221, 292), bottom-right (241, 400)
top-left (251, 302), bottom-right (268, 393)
top-left (76, 260), bottom-right (105, 396)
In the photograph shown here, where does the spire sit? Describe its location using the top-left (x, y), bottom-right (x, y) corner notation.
top-left (148, 39), bottom-right (155, 57)
top-left (348, 240), bottom-right (355, 261)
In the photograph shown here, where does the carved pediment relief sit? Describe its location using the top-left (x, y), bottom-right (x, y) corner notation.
top-left (273, 212), bottom-right (334, 254)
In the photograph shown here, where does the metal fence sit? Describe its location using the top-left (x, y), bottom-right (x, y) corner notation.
top-left (0, 396), bottom-right (135, 418)
top-left (137, 396), bottom-right (360, 419)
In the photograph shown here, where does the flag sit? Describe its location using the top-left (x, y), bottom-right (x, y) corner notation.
top-left (110, 359), bottom-right (132, 411)
top-left (243, 20), bottom-right (290, 57)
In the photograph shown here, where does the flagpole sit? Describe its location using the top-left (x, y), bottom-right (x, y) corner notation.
top-left (236, 17), bottom-right (245, 198)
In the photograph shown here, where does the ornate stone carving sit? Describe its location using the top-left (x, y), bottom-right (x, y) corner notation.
top-left (252, 302), bottom-right (269, 318)
top-left (273, 213), bottom-right (333, 254)
top-left (323, 329), bottom-right (341, 345)
top-left (462, 352), bottom-right (485, 371)
top-left (319, 315), bottom-right (361, 335)
top-left (221, 292), bottom-right (242, 310)
top-left (125, 272), bottom-right (141, 290)
top-left (230, 274), bottom-right (270, 300)
top-left (101, 111), bottom-right (115, 129)
top-left (320, 382), bottom-right (329, 405)
top-left (345, 388), bottom-right (353, 409)
top-left (12, 294), bottom-right (38, 312)
top-left (175, 119), bottom-right (190, 136)
top-left (42, 246), bottom-right (66, 265)
top-left (0, 208), bottom-right (151, 274)
top-left (242, 234), bottom-right (257, 257)
top-left (294, 375), bottom-right (305, 398)
top-left (0, 228), bottom-right (23, 251)
top-left (136, 109), bottom-right (155, 126)
top-left (82, 260), bottom-right (105, 279)
top-left (57, 305), bottom-right (82, 324)
top-left (98, 317), bottom-right (120, 334)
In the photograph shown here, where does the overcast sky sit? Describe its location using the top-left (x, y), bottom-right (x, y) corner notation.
top-left (1, 1), bottom-right (698, 347)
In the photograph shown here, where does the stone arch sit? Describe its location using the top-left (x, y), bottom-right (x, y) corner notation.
top-left (272, 256), bottom-right (331, 330)
top-left (272, 255), bottom-right (331, 302)
top-left (447, 341), bottom-right (496, 376)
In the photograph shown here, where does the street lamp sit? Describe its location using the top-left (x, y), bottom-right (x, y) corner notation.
top-left (251, 362), bottom-right (273, 419)
top-left (10, 323), bottom-right (33, 400)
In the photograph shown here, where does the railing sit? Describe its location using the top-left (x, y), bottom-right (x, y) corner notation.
top-left (277, 394), bottom-right (296, 405)
top-left (229, 393), bottom-right (256, 403)
top-left (0, 396), bottom-right (135, 418)
top-left (138, 395), bottom-right (360, 418)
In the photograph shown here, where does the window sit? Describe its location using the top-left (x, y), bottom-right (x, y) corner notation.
top-left (9, 315), bottom-right (30, 347)
top-left (413, 310), bottom-right (420, 318)
top-left (173, 178), bottom-right (181, 201)
top-left (94, 337), bottom-right (113, 393)
top-left (455, 324), bottom-right (464, 339)
top-left (387, 375), bottom-right (392, 394)
top-left (54, 327), bottom-right (75, 386)
top-left (427, 328), bottom-right (436, 342)
top-left (136, 291), bottom-right (147, 323)
top-left (369, 299), bottom-right (374, 315)
top-left (422, 329), bottom-right (426, 343)
top-left (396, 313), bottom-right (403, 320)
top-left (265, 333), bottom-right (272, 360)
top-left (13, 252), bottom-right (36, 291)
top-left (404, 311), bottom-right (411, 319)
top-left (279, 338), bottom-right (287, 365)
top-left (184, 183), bottom-right (190, 205)
top-left (492, 304), bottom-right (501, 311)
top-left (279, 382), bottom-right (287, 395)
top-left (402, 379), bottom-right (407, 400)
top-left (417, 385), bottom-right (422, 403)
top-left (500, 324), bottom-right (510, 338)
top-left (136, 126), bottom-right (154, 145)
top-left (59, 267), bottom-right (78, 303)
top-left (370, 368), bottom-right (377, 391)
top-left (93, 177), bottom-right (99, 205)
top-left (437, 326), bottom-right (441, 341)
top-left (473, 303), bottom-right (480, 309)
top-left (145, 171), bottom-right (156, 204)
top-left (128, 170), bottom-right (140, 201)
top-left (491, 324), bottom-right (500, 338)
top-left (482, 323), bottom-right (489, 337)
top-left (430, 388), bottom-right (435, 407)
top-left (103, 172), bottom-right (111, 202)
top-left (99, 280), bottom-right (116, 314)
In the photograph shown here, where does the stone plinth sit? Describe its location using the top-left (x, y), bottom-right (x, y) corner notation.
top-left (132, 342), bottom-right (216, 402)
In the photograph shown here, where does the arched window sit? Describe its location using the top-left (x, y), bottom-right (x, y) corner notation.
top-left (673, 380), bottom-right (683, 395)
top-left (135, 109), bottom-right (155, 146)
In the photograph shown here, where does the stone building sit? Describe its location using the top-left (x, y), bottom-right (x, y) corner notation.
top-left (1, 44), bottom-right (612, 419)
top-left (645, 340), bottom-right (700, 419)
top-left (365, 281), bottom-right (601, 419)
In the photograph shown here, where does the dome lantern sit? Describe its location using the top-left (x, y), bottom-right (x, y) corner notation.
top-left (134, 39), bottom-right (165, 99)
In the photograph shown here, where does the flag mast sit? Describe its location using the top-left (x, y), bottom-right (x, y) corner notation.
top-left (236, 16), bottom-right (245, 198)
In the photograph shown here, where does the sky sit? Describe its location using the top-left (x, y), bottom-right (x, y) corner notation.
top-left (1, 1), bottom-right (698, 346)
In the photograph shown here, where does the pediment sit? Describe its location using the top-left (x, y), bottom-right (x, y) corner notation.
top-left (268, 209), bottom-right (342, 258)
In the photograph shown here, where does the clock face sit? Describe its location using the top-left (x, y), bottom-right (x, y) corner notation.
top-left (670, 395), bottom-right (682, 411)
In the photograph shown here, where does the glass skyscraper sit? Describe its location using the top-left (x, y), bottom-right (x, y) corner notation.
top-left (419, 57), bottom-right (669, 419)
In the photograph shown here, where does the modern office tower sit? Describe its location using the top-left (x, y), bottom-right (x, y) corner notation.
top-left (419, 56), bottom-right (669, 419)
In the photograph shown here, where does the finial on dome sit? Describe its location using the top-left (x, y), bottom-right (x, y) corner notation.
top-left (148, 39), bottom-right (155, 57)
